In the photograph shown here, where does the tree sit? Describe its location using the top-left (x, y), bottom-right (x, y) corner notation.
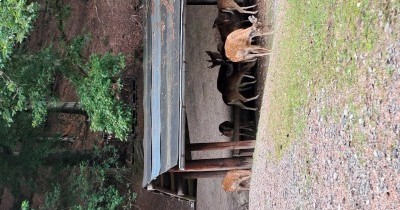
top-left (0, 2), bottom-right (132, 139)
top-left (0, 0), bottom-right (41, 125)
top-left (0, 0), bottom-right (37, 68)
top-left (0, 35), bottom-right (132, 139)
top-left (0, 47), bottom-right (61, 126)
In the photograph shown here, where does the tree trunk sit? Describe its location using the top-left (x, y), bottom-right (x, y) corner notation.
top-left (46, 102), bottom-right (86, 115)
top-left (27, 102), bottom-right (86, 115)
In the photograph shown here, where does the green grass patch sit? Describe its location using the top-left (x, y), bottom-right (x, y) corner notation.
top-left (267, 0), bottom-right (383, 158)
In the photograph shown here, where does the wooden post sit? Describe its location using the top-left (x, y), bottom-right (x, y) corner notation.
top-left (233, 107), bottom-right (241, 156)
top-left (170, 156), bottom-right (252, 172)
top-left (188, 140), bottom-right (255, 151)
top-left (160, 173), bottom-right (165, 188)
top-left (170, 172), bottom-right (176, 192)
top-left (177, 175), bottom-right (184, 196)
top-left (187, 179), bottom-right (195, 196)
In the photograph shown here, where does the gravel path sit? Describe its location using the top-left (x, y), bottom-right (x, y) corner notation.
top-left (250, 0), bottom-right (400, 209)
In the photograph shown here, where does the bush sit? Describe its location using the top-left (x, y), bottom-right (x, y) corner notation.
top-left (26, 146), bottom-right (136, 210)
top-left (75, 53), bottom-right (132, 140)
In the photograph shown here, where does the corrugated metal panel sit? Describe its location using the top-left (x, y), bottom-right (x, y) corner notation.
top-left (143, 0), bottom-right (184, 187)
top-left (142, 0), bottom-right (153, 187)
top-left (150, 0), bottom-right (162, 182)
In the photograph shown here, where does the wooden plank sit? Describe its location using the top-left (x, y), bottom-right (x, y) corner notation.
top-left (186, 0), bottom-right (216, 5)
top-left (187, 140), bottom-right (255, 151)
top-left (233, 151), bottom-right (254, 157)
top-left (176, 171), bottom-right (228, 179)
top-left (169, 157), bottom-right (252, 172)
top-left (150, 186), bottom-right (196, 202)
top-left (186, 0), bottom-right (243, 5)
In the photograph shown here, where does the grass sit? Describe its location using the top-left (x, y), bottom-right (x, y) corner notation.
top-left (266, 0), bottom-right (397, 158)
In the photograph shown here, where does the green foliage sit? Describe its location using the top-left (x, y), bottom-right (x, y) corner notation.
top-left (45, 0), bottom-right (72, 41)
top-left (0, 1), bottom-right (136, 208)
top-left (21, 200), bottom-right (30, 210)
top-left (0, 1), bottom-right (132, 139)
top-left (74, 53), bottom-right (132, 140)
top-left (0, 113), bottom-right (56, 195)
top-left (64, 36), bottom-right (133, 140)
top-left (17, 145), bottom-right (136, 210)
top-left (65, 34), bottom-right (90, 71)
top-left (67, 146), bottom-right (135, 210)
top-left (1, 34), bottom-right (132, 139)
top-left (0, 47), bottom-right (60, 127)
top-left (35, 146), bottom-right (136, 210)
top-left (71, 176), bottom-right (124, 210)
top-left (55, 3), bottom-right (71, 29)
top-left (41, 184), bottom-right (61, 210)
top-left (0, 0), bottom-right (38, 68)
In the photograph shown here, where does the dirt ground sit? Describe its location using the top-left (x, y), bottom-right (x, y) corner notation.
top-left (13, 0), bottom-right (193, 209)
top-left (37, 0), bottom-right (144, 149)
top-left (250, 0), bottom-right (400, 209)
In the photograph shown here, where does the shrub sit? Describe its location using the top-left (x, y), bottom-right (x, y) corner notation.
top-left (75, 53), bottom-right (132, 140)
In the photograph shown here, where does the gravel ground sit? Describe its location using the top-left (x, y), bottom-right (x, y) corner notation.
top-left (250, 0), bottom-right (400, 209)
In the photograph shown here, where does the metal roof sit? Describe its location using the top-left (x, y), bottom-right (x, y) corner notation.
top-left (142, 0), bottom-right (185, 187)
